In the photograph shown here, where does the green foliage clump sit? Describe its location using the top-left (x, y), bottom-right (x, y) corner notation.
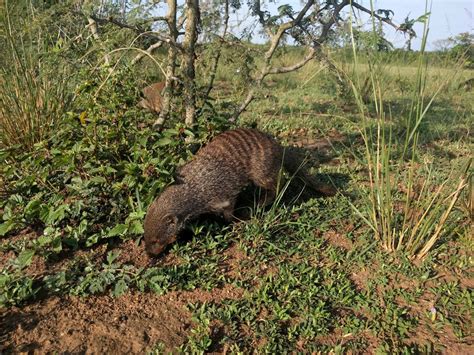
top-left (0, 65), bottom-right (233, 306)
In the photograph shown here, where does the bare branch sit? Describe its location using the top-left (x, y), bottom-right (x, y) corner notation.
top-left (177, 13), bottom-right (186, 30)
top-left (251, 0), bottom-right (270, 34)
top-left (156, 0), bottom-right (180, 127)
top-left (131, 41), bottom-right (163, 65)
top-left (84, 13), bottom-right (183, 51)
top-left (182, 0), bottom-right (200, 126)
top-left (86, 16), bottom-right (110, 66)
top-left (233, 0), bottom-right (319, 120)
top-left (351, 2), bottom-right (415, 36)
top-left (265, 0), bottom-right (315, 59)
top-left (315, 0), bottom-right (350, 46)
top-left (89, 14), bottom-right (146, 32)
top-left (268, 47), bottom-right (316, 74)
top-left (141, 16), bottom-right (168, 23)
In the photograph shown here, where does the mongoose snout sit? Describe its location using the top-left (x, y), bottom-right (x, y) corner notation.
top-left (143, 128), bottom-right (336, 256)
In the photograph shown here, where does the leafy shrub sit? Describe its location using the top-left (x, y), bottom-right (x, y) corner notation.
top-left (0, 66), bottom-right (226, 253)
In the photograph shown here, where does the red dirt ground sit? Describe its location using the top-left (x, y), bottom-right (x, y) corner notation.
top-left (0, 283), bottom-right (243, 354)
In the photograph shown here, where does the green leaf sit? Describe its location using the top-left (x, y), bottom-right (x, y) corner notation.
top-left (89, 176), bottom-right (107, 184)
top-left (156, 137), bottom-right (173, 146)
top-left (39, 205), bottom-right (50, 224)
top-left (38, 235), bottom-right (53, 246)
top-left (278, 4), bottom-right (293, 16)
top-left (52, 237), bottom-right (63, 253)
top-left (49, 205), bottom-right (69, 225)
top-left (16, 249), bottom-right (35, 269)
top-left (106, 250), bottom-right (121, 264)
top-left (112, 279), bottom-right (128, 297)
top-left (128, 220), bottom-right (144, 235)
top-left (0, 220), bottom-right (16, 236)
top-left (86, 233), bottom-right (100, 247)
top-left (108, 223), bottom-right (127, 237)
top-left (24, 199), bottom-right (41, 218)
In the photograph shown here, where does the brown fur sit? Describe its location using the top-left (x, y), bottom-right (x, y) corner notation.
top-left (137, 81), bottom-right (166, 114)
top-left (143, 128), bottom-right (336, 256)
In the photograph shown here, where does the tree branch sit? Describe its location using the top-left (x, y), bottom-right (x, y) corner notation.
top-left (85, 13), bottom-right (183, 51)
top-left (141, 16), bottom-right (168, 23)
top-left (202, 0), bottom-right (230, 103)
top-left (156, 0), bottom-right (180, 127)
top-left (233, 0), bottom-right (318, 120)
top-left (86, 16), bottom-right (110, 66)
top-left (351, 2), bottom-right (415, 37)
top-left (131, 41), bottom-right (163, 65)
top-left (268, 47), bottom-right (316, 74)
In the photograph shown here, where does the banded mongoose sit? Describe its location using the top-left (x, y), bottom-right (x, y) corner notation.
top-left (137, 81), bottom-right (166, 114)
top-left (143, 128), bottom-right (335, 256)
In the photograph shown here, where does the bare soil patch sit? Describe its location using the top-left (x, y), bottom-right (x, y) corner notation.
top-left (323, 229), bottom-right (353, 250)
top-left (0, 281), bottom-right (243, 354)
top-left (0, 292), bottom-right (191, 354)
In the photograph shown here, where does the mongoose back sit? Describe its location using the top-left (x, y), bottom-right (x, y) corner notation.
top-left (137, 81), bottom-right (166, 114)
top-left (143, 128), bottom-right (335, 256)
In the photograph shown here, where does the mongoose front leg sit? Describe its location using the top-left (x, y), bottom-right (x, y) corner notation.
top-left (222, 205), bottom-right (235, 222)
top-left (210, 198), bottom-right (236, 222)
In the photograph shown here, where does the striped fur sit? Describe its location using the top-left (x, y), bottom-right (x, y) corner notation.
top-left (143, 128), bottom-right (335, 256)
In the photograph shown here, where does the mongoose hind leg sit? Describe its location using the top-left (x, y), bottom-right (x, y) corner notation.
top-left (251, 174), bottom-right (280, 207)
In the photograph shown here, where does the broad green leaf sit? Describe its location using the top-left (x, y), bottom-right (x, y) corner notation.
top-left (89, 176), bottom-right (107, 184)
top-left (24, 199), bottom-right (41, 217)
top-left (108, 223), bottom-right (127, 237)
top-left (52, 237), bottom-right (63, 253)
top-left (38, 235), bottom-right (53, 246)
top-left (106, 250), bottom-right (121, 264)
top-left (47, 204), bottom-right (69, 225)
top-left (128, 220), bottom-right (144, 235)
top-left (156, 137), bottom-right (173, 146)
top-left (0, 220), bottom-right (16, 236)
top-left (16, 249), bottom-right (35, 269)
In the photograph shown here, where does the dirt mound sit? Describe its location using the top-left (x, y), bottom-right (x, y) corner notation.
top-left (1, 292), bottom-right (192, 353)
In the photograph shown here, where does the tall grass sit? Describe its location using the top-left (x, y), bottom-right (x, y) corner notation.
top-left (0, 1), bottom-right (72, 150)
top-left (347, 2), bottom-right (470, 260)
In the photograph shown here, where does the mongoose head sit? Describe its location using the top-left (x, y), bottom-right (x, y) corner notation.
top-left (143, 186), bottom-right (186, 256)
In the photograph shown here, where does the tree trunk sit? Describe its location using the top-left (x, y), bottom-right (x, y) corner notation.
top-left (182, 0), bottom-right (200, 126)
top-left (203, 0), bottom-right (229, 102)
top-left (155, 0), bottom-right (179, 127)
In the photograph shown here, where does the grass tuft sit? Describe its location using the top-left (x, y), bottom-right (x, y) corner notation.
top-left (0, 2), bottom-right (72, 150)
top-left (346, 3), bottom-right (470, 260)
